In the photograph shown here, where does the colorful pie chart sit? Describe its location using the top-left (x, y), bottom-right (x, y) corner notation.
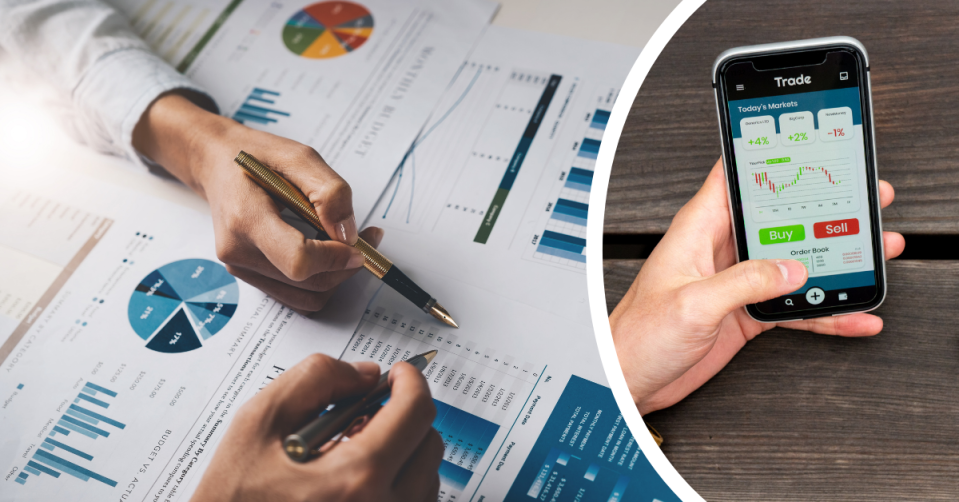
top-left (128, 259), bottom-right (238, 354)
top-left (283, 1), bottom-right (374, 59)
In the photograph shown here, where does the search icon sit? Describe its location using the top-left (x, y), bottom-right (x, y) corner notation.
top-left (785, 299), bottom-right (794, 306)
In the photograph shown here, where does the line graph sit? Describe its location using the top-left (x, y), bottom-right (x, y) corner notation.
top-left (745, 157), bottom-right (860, 223)
top-left (753, 165), bottom-right (842, 197)
top-left (371, 60), bottom-right (506, 233)
top-left (381, 63), bottom-right (484, 223)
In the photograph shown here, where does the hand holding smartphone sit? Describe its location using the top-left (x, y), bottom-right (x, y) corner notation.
top-left (713, 37), bottom-right (886, 321)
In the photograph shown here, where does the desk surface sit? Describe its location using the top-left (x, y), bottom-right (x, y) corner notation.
top-left (603, 0), bottom-right (959, 500)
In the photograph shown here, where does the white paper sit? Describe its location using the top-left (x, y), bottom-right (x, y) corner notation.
top-left (367, 26), bottom-right (640, 321)
top-left (108, 0), bottom-right (238, 69)
top-left (0, 24), bottom-right (683, 502)
top-left (0, 171), bottom-right (376, 501)
top-left (251, 27), bottom-right (683, 501)
top-left (180, 0), bottom-right (498, 220)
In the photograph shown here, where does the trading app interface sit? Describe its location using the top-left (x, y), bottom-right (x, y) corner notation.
top-left (723, 51), bottom-right (878, 314)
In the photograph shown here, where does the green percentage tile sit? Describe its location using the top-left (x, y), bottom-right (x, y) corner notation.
top-left (747, 136), bottom-right (770, 146)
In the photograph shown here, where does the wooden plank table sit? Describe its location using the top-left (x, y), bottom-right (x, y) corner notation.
top-left (603, 0), bottom-right (959, 499)
top-left (605, 260), bottom-right (959, 500)
top-left (606, 0), bottom-right (959, 236)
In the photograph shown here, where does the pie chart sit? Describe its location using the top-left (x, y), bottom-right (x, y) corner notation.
top-left (283, 1), bottom-right (373, 59)
top-left (128, 259), bottom-right (238, 354)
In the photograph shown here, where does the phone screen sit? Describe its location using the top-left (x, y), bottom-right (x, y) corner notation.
top-left (722, 50), bottom-right (880, 315)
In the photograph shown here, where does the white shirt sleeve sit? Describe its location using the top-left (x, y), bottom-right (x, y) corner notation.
top-left (0, 0), bottom-right (219, 166)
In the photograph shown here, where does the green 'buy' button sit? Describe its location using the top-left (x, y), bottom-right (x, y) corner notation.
top-left (759, 224), bottom-right (805, 245)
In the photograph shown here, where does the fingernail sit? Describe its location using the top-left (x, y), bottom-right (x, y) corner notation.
top-left (347, 249), bottom-right (365, 269)
top-left (776, 260), bottom-right (807, 285)
top-left (337, 215), bottom-right (358, 245)
top-left (367, 227), bottom-right (385, 248)
top-left (351, 362), bottom-right (380, 380)
top-left (777, 262), bottom-right (789, 281)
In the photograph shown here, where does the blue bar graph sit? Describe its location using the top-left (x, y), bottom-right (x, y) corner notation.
top-left (69, 404), bottom-right (126, 429)
top-left (65, 408), bottom-right (99, 425)
top-left (433, 399), bottom-right (499, 492)
top-left (537, 230), bottom-right (586, 263)
top-left (247, 88), bottom-right (278, 104)
top-left (232, 88), bottom-right (290, 125)
top-left (57, 419), bottom-right (98, 439)
top-left (531, 108), bottom-right (606, 268)
top-left (18, 382), bottom-right (124, 487)
top-left (44, 438), bottom-right (94, 461)
top-left (75, 392), bottom-right (109, 408)
top-left (84, 382), bottom-right (117, 397)
top-left (565, 167), bottom-right (594, 192)
top-left (27, 460), bottom-right (60, 478)
top-left (551, 198), bottom-right (588, 226)
top-left (33, 450), bottom-right (118, 487)
top-left (590, 109), bottom-right (610, 130)
top-left (578, 137), bottom-right (602, 159)
top-left (60, 415), bottom-right (110, 437)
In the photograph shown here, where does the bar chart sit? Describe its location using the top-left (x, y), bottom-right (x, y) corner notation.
top-left (231, 88), bottom-right (291, 126)
top-left (15, 382), bottom-right (125, 487)
top-left (474, 73), bottom-right (563, 244)
top-left (529, 102), bottom-right (610, 270)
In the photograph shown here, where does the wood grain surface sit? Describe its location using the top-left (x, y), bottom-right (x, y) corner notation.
top-left (605, 0), bottom-right (959, 235)
top-left (604, 259), bottom-right (959, 500)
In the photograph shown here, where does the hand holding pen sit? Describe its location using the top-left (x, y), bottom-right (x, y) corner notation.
top-left (190, 354), bottom-right (442, 502)
top-left (134, 94), bottom-right (384, 316)
top-left (234, 152), bottom-right (458, 327)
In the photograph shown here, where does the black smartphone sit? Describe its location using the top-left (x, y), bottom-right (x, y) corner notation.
top-left (712, 37), bottom-right (885, 322)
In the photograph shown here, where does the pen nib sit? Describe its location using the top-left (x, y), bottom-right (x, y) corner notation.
top-left (429, 302), bottom-right (459, 328)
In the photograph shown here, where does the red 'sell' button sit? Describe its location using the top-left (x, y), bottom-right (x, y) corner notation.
top-left (814, 218), bottom-right (859, 238)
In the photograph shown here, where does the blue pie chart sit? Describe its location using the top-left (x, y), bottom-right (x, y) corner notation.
top-left (128, 259), bottom-right (238, 353)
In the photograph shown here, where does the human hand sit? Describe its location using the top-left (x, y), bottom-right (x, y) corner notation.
top-left (609, 158), bottom-right (905, 415)
top-left (133, 93), bottom-right (383, 315)
top-left (191, 354), bottom-right (442, 501)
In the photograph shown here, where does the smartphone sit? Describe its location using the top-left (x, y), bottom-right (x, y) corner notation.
top-left (712, 37), bottom-right (885, 322)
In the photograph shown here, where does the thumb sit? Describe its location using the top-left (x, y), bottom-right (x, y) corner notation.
top-left (687, 259), bottom-right (808, 323)
top-left (254, 355), bottom-right (380, 432)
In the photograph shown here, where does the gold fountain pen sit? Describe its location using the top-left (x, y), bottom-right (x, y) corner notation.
top-left (234, 151), bottom-right (458, 328)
